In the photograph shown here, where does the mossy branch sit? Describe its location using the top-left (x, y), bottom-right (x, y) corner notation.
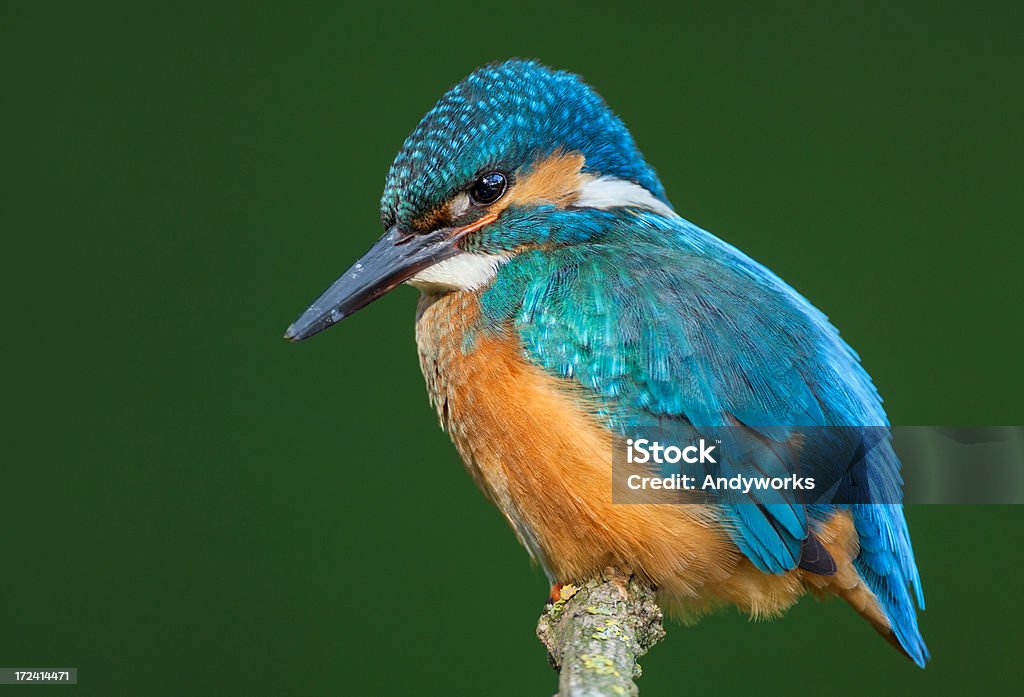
top-left (536, 568), bottom-right (665, 697)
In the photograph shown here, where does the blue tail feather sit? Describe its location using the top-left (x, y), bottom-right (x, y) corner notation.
top-left (853, 504), bottom-right (929, 667)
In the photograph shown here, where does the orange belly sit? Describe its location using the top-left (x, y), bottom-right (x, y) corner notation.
top-left (415, 290), bottom-right (890, 628)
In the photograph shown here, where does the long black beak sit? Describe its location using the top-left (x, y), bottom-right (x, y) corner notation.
top-left (284, 224), bottom-right (463, 342)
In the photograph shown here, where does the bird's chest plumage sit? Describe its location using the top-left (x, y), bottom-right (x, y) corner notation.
top-left (414, 290), bottom-right (572, 571)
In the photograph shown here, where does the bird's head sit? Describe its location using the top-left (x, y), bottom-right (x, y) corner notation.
top-left (285, 59), bottom-right (674, 341)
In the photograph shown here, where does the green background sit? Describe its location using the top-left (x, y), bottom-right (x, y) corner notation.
top-left (3, 2), bottom-right (1021, 695)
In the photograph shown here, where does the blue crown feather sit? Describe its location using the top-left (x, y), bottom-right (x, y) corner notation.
top-left (381, 60), bottom-right (668, 227)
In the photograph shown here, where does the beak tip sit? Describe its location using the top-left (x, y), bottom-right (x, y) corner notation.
top-left (283, 308), bottom-right (347, 343)
top-left (283, 316), bottom-right (313, 342)
top-left (283, 321), bottom-right (314, 343)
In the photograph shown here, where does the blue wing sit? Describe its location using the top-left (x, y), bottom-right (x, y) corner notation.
top-left (480, 209), bottom-right (927, 664)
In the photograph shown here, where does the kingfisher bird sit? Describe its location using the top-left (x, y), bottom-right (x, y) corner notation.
top-left (285, 59), bottom-right (928, 667)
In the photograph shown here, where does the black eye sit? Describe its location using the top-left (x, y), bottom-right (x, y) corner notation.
top-left (470, 172), bottom-right (507, 205)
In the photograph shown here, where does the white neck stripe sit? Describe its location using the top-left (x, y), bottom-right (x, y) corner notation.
top-left (575, 176), bottom-right (677, 218)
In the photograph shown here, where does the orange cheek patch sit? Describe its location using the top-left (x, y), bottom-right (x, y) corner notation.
top-left (502, 149), bottom-right (586, 210)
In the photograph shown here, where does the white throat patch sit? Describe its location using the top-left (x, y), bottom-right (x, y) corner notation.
top-left (407, 252), bottom-right (511, 294)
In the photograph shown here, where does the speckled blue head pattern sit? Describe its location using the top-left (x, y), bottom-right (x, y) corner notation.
top-left (380, 59), bottom-right (667, 229)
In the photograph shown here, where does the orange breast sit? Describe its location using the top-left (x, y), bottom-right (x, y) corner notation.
top-left (414, 290), bottom-right (883, 625)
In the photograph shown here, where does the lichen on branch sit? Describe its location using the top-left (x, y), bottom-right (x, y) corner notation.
top-left (536, 568), bottom-right (665, 697)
